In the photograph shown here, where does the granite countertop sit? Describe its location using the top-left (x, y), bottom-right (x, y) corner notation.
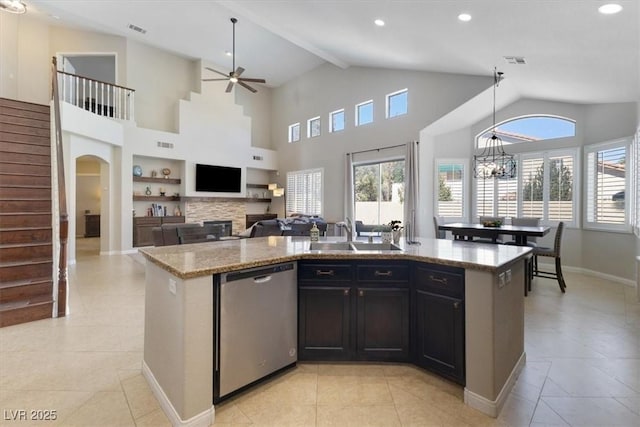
top-left (139, 236), bottom-right (532, 279)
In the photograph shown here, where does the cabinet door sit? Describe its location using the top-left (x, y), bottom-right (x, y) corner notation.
top-left (415, 289), bottom-right (465, 384)
top-left (298, 286), bottom-right (352, 361)
top-left (356, 287), bottom-right (409, 361)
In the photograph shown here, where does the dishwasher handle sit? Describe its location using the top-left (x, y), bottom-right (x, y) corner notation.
top-left (253, 275), bottom-right (272, 284)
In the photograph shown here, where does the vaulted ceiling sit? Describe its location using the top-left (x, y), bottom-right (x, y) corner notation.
top-left (28, 0), bottom-right (639, 105)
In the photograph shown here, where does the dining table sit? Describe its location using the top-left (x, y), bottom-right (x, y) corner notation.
top-left (438, 222), bottom-right (551, 246)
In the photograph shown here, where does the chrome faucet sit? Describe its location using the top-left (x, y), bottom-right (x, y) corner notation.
top-left (344, 217), bottom-right (353, 242)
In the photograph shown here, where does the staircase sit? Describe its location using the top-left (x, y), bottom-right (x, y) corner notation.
top-left (0, 98), bottom-right (55, 327)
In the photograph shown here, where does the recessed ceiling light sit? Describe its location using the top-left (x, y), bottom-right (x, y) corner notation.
top-left (225, 51), bottom-right (232, 57)
top-left (374, 19), bottom-right (385, 27)
top-left (598, 3), bottom-right (623, 14)
top-left (458, 13), bottom-right (472, 22)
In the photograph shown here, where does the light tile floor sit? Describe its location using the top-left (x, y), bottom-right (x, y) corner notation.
top-left (0, 237), bottom-right (638, 426)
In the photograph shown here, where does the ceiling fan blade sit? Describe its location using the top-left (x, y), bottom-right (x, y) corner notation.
top-left (205, 67), bottom-right (230, 78)
top-left (235, 67), bottom-right (245, 78)
top-left (238, 80), bottom-right (257, 93)
top-left (225, 81), bottom-right (235, 93)
top-left (202, 78), bottom-right (230, 81)
top-left (238, 77), bottom-right (266, 84)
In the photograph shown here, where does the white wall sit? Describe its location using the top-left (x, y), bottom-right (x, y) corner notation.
top-left (270, 63), bottom-right (493, 222)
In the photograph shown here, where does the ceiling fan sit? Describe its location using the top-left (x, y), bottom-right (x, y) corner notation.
top-left (202, 17), bottom-right (266, 93)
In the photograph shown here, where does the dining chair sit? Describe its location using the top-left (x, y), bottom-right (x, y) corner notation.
top-left (475, 216), bottom-right (505, 244)
top-left (504, 217), bottom-right (540, 247)
top-left (433, 216), bottom-right (446, 239)
top-left (532, 222), bottom-right (566, 293)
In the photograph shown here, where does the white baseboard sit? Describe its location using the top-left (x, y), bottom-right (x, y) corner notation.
top-left (464, 351), bottom-right (526, 418)
top-left (537, 262), bottom-right (635, 287)
top-left (142, 361), bottom-right (214, 427)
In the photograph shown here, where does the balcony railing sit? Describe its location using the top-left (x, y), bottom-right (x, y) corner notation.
top-left (56, 70), bottom-right (135, 121)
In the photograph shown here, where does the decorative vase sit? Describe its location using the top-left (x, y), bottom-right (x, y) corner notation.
top-left (145, 186), bottom-right (152, 196)
top-left (392, 229), bottom-right (402, 244)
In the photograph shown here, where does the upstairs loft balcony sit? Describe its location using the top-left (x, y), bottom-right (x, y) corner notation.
top-left (56, 69), bottom-right (135, 121)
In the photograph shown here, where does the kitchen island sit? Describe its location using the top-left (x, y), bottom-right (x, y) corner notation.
top-left (140, 236), bottom-right (531, 427)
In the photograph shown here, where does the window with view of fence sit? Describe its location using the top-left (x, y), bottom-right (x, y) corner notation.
top-left (585, 142), bottom-right (628, 230)
top-left (436, 162), bottom-right (465, 218)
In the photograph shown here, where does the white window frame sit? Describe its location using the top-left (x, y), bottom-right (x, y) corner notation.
top-left (434, 159), bottom-right (468, 221)
top-left (355, 100), bottom-right (373, 126)
top-left (386, 88), bottom-right (408, 119)
top-left (473, 148), bottom-right (579, 227)
top-left (286, 168), bottom-right (324, 216)
top-left (307, 116), bottom-right (321, 138)
top-left (583, 138), bottom-right (631, 233)
top-left (631, 128), bottom-right (640, 236)
top-left (329, 109), bottom-right (345, 133)
top-left (288, 122), bottom-right (300, 143)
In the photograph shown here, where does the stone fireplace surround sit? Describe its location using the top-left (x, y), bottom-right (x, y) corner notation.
top-left (184, 199), bottom-right (254, 234)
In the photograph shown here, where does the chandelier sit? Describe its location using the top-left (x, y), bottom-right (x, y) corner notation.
top-left (473, 68), bottom-right (516, 179)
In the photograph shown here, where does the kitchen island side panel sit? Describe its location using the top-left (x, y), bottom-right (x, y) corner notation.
top-left (464, 261), bottom-right (525, 412)
top-left (143, 262), bottom-right (214, 423)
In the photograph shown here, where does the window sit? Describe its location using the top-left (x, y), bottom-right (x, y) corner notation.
top-left (386, 89), bottom-right (408, 118)
top-left (286, 168), bottom-right (323, 216)
top-left (288, 123), bottom-right (300, 143)
top-left (474, 149), bottom-right (577, 225)
top-left (436, 160), bottom-right (466, 218)
top-left (307, 117), bottom-right (321, 138)
top-left (475, 176), bottom-right (517, 218)
top-left (585, 139), bottom-right (630, 231)
top-left (478, 115), bottom-right (576, 149)
top-left (353, 159), bottom-right (404, 225)
top-left (329, 109), bottom-right (345, 133)
top-left (631, 129), bottom-right (640, 235)
top-left (355, 100), bottom-right (373, 126)
top-left (520, 151), bottom-right (576, 224)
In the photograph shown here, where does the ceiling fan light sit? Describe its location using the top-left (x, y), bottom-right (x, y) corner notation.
top-left (229, 76), bottom-right (238, 83)
top-left (0, 0), bottom-right (27, 14)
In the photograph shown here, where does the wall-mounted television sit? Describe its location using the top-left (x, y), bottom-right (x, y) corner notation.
top-left (195, 163), bottom-right (242, 193)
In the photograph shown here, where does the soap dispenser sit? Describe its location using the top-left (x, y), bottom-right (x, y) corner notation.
top-left (310, 222), bottom-right (320, 242)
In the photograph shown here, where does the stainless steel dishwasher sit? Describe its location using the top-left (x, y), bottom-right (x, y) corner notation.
top-left (217, 262), bottom-right (297, 399)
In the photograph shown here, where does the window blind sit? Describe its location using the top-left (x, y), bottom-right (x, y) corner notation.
top-left (286, 168), bottom-right (323, 216)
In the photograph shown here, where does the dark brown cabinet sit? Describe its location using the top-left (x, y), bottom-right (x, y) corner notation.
top-left (298, 286), bottom-right (352, 360)
top-left (298, 261), bottom-right (410, 362)
top-left (413, 264), bottom-right (465, 384)
top-left (133, 216), bottom-right (184, 247)
top-left (84, 214), bottom-right (100, 237)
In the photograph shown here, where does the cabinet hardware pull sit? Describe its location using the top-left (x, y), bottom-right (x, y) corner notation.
top-left (359, 290), bottom-right (364, 297)
top-left (429, 275), bottom-right (448, 284)
top-left (344, 289), bottom-right (350, 296)
top-left (374, 270), bottom-right (393, 277)
top-left (453, 301), bottom-right (460, 309)
top-left (316, 270), bottom-right (335, 276)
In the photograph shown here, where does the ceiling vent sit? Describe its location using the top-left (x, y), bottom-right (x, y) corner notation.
top-left (128, 24), bottom-right (147, 34)
top-left (157, 141), bottom-right (173, 149)
top-left (252, 155), bottom-right (263, 161)
top-left (504, 56), bottom-right (526, 65)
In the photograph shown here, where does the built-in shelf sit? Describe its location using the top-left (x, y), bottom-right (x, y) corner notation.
top-left (133, 196), bottom-right (181, 202)
top-left (246, 183), bottom-right (269, 189)
top-left (182, 196), bottom-right (271, 203)
top-left (133, 176), bottom-right (181, 185)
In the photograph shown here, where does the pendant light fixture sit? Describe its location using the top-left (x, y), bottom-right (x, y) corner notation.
top-left (473, 68), bottom-right (516, 180)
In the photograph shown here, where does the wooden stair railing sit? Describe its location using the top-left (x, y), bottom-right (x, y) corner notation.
top-left (51, 57), bottom-right (68, 317)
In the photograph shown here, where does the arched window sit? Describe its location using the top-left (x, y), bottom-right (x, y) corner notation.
top-left (477, 115), bottom-right (576, 149)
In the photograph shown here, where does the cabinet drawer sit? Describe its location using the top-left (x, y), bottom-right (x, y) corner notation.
top-left (414, 264), bottom-right (464, 299)
top-left (357, 264), bottom-right (409, 284)
top-left (298, 262), bottom-right (353, 282)
top-left (134, 217), bottom-right (161, 226)
top-left (162, 216), bottom-right (185, 224)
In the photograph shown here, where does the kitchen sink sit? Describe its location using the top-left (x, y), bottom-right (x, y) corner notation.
top-left (308, 241), bottom-right (402, 251)
top-left (350, 242), bottom-right (402, 251)
top-left (309, 242), bottom-right (354, 251)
